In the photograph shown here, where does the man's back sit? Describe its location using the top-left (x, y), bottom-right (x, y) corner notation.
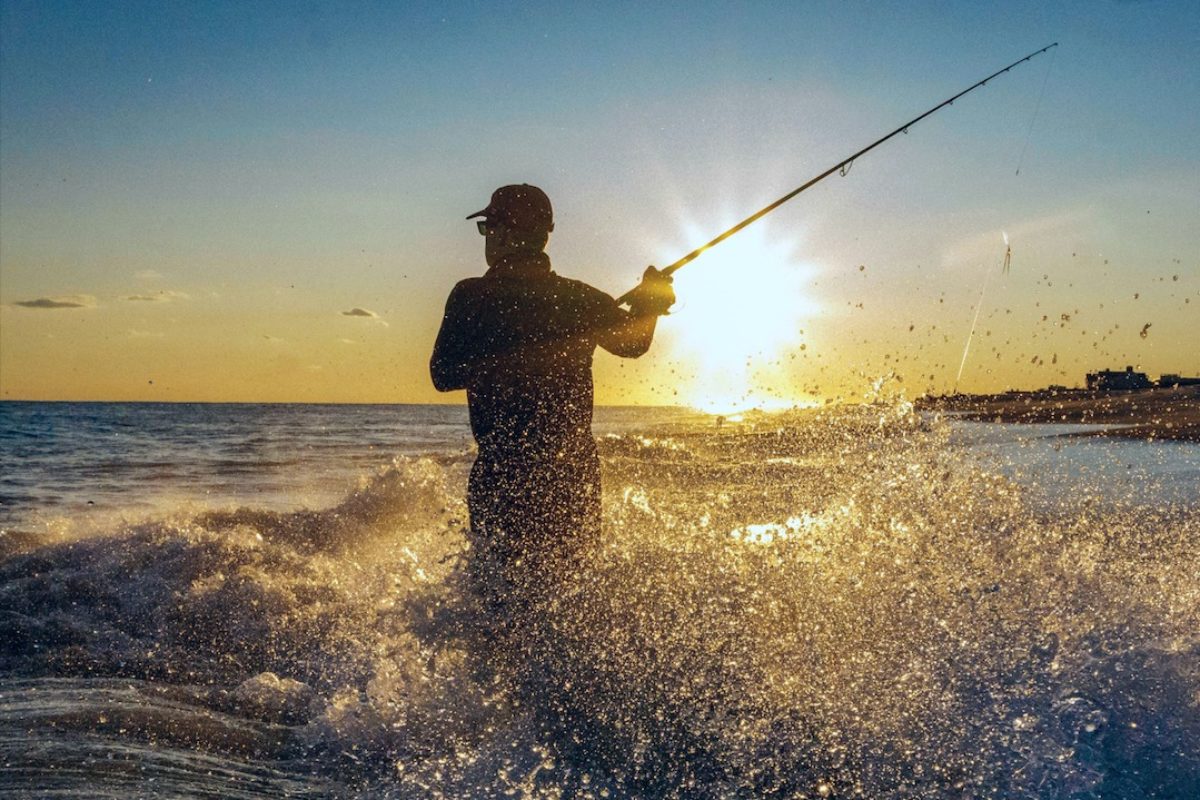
top-left (432, 259), bottom-right (625, 459)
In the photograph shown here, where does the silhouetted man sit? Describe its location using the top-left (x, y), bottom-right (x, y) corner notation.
top-left (430, 184), bottom-right (673, 601)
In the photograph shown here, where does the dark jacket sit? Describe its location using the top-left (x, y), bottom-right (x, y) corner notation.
top-left (431, 255), bottom-right (632, 461)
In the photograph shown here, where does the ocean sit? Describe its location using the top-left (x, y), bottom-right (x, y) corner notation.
top-left (1, 401), bottom-right (1197, 798)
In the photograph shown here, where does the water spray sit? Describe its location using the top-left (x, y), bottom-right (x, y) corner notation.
top-left (619, 43), bottom-right (1058, 304)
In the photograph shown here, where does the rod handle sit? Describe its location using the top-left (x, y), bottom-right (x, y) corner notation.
top-left (616, 263), bottom-right (680, 307)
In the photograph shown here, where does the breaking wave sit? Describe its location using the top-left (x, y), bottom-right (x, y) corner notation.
top-left (2, 405), bottom-right (1197, 798)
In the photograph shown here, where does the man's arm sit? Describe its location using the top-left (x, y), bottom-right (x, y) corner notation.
top-left (597, 267), bottom-right (674, 358)
top-left (597, 311), bottom-right (659, 358)
top-left (430, 283), bottom-right (477, 391)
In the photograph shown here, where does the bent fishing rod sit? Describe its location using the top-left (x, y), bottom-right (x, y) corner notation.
top-left (619, 42), bottom-right (1058, 305)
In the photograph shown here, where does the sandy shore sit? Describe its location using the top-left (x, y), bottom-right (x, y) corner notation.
top-left (918, 385), bottom-right (1200, 442)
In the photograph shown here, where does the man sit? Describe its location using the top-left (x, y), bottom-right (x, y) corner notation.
top-left (430, 184), bottom-right (673, 602)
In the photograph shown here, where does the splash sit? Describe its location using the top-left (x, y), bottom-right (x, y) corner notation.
top-left (2, 414), bottom-right (1198, 798)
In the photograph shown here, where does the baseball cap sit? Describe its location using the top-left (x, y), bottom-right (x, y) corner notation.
top-left (466, 184), bottom-right (554, 233)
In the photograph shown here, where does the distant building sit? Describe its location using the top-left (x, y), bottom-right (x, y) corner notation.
top-left (1158, 374), bottom-right (1200, 388)
top-left (1086, 366), bottom-right (1152, 391)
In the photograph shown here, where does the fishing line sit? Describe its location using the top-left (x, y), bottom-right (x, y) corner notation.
top-left (1014, 45), bottom-right (1056, 176)
top-left (960, 47), bottom-right (1054, 388)
top-left (959, 48), bottom-right (1053, 388)
top-left (954, 251), bottom-right (1002, 392)
top-left (617, 43), bottom-right (1059, 304)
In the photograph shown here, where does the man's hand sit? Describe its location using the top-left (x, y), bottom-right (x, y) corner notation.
top-left (625, 266), bottom-right (675, 317)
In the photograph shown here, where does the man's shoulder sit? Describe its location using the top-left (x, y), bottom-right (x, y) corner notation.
top-left (446, 276), bottom-right (486, 301)
top-left (550, 274), bottom-right (617, 306)
top-left (452, 276), bottom-right (486, 291)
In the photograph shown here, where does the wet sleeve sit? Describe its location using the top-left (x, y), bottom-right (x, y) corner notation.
top-left (589, 285), bottom-right (654, 358)
top-left (586, 286), bottom-right (629, 333)
top-left (430, 282), bottom-right (479, 392)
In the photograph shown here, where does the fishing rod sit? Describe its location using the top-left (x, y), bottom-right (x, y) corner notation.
top-left (619, 42), bottom-right (1059, 305)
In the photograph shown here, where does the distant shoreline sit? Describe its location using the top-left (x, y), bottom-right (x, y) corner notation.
top-left (918, 386), bottom-right (1200, 442)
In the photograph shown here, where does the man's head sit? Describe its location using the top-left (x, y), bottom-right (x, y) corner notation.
top-left (467, 184), bottom-right (553, 266)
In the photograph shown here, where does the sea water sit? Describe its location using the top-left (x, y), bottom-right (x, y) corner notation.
top-left (1, 402), bottom-right (1197, 798)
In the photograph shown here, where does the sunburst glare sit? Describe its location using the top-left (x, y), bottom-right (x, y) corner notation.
top-left (655, 222), bottom-right (821, 413)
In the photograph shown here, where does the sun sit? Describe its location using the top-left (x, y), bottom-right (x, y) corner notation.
top-left (655, 222), bottom-right (821, 413)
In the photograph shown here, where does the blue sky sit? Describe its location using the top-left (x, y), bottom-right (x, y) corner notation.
top-left (2, 1), bottom-right (1196, 403)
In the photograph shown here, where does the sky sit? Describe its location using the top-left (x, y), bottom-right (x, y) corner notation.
top-left (1, 0), bottom-right (1197, 408)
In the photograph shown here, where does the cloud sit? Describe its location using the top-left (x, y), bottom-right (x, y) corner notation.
top-left (135, 270), bottom-right (164, 280)
top-left (14, 294), bottom-right (97, 309)
top-left (125, 290), bottom-right (188, 302)
top-left (338, 338), bottom-right (360, 345)
top-left (341, 307), bottom-right (388, 326)
top-left (128, 329), bottom-right (165, 338)
top-left (263, 335), bottom-right (286, 343)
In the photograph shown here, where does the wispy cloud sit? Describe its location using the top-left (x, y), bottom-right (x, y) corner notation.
top-left (263, 335), bottom-right (286, 343)
top-left (341, 307), bottom-right (388, 326)
top-left (125, 290), bottom-right (189, 302)
top-left (14, 294), bottom-right (97, 309)
top-left (128, 329), bottom-right (166, 338)
top-left (135, 269), bottom-right (164, 280)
